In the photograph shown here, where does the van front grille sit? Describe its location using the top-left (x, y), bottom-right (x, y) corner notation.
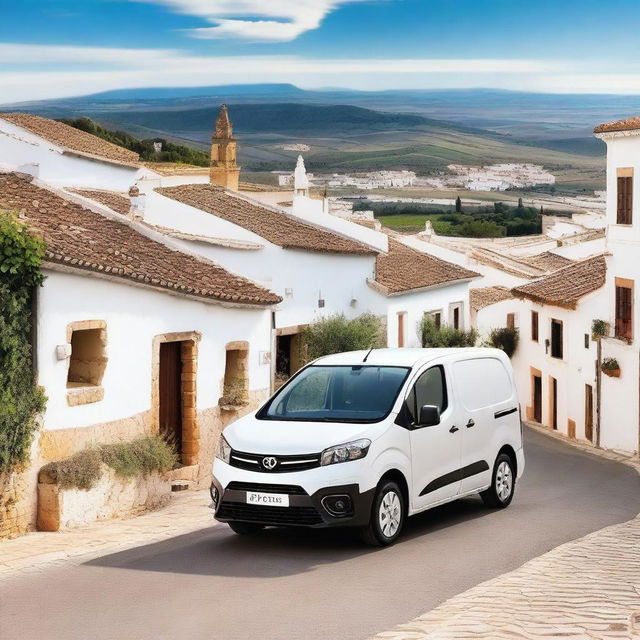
top-left (217, 502), bottom-right (323, 526)
top-left (229, 449), bottom-right (321, 473)
top-left (226, 482), bottom-right (307, 495)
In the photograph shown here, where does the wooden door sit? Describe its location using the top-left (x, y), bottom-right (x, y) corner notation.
top-left (159, 342), bottom-right (183, 454)
top-left (551, 377), bottom-right (558, 430)
top-left (533, 375), bottom-right (542, 423)
top-left (585, 384), bottom-right (594, 442)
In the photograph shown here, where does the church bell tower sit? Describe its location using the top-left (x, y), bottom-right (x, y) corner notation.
top-left (210, 105), bottom-right (240, 190)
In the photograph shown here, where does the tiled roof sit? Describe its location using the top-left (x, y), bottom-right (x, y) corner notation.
top-left (594, 115), bottom-right (640, 134)
top-left (69, 189), bottom-right (130, 215)
top-left (0, 113), bottom-right (140, 166)
top-left (522, 251), bottom-right (572, 272)
top-left (0, 173), bottom-right (280, 306)
top-left (511, 255), bottom-right (606, 309)
top-left (156, 184), bottom-right (375, 255)
top-left (374, 239), bottom-right (479, 295)
top-left (470, 286), bottom-right (514, 312)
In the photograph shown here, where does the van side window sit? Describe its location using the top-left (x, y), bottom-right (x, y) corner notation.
top-left (407, 365), bottom-right (448, 422)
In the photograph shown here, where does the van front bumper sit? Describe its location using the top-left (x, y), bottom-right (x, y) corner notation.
top-left (210, 474), bottom-right (376, 529)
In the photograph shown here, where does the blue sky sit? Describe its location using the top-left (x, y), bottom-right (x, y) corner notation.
top-left (2, 0), bottom-right (640, 102)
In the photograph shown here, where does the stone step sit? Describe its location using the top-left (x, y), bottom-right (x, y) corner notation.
top-left (171, 481), bottom-right (190, 492)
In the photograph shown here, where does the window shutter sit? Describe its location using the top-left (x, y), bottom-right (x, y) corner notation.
top-left (618, 177), bottom-right (625, 223)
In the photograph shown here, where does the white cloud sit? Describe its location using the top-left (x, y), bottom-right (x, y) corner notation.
top-left (0, 43), bottom-right (637, 104)
top-left (132, 0), bottom-right (368, 41)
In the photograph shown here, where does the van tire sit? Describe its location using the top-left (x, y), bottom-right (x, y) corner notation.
top-left (361, 480), bottom-right (405, 546)
top-left (228, 522), bottom-right (265, 535)
top-left (481, 453), bottom-right (515, 508)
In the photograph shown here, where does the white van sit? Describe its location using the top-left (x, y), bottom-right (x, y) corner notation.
top-left (211, 348), bottom-right (524, 546)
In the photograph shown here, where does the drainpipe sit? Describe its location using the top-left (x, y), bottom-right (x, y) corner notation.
top-left (638, 350), bottom-right (640, 458)
top-left (30, 285), bottom-right (38, 377)
top-left (595, 337), bottom-right (602, 448)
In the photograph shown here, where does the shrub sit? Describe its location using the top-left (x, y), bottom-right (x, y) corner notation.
top-left (40, 449), bottom-right (102, 490)
top-left (419, 317), bottom-right (477, 348)
top-left (592, 319), bottom-right (610, 340)
top-left (601, 357), bottom-right (620, 372)
top-left (40, 436), bottom-right (178, 491)
top-left (99, 436), bottom-right (178, 478)
top-left (220, 378), bottom-right (249, 407)
top-left (0, 211), bottom-right (46, 472)
top-left (301, 313), bottom-right (385, 362)
top-left (487, 327), bottom-right (519, 358)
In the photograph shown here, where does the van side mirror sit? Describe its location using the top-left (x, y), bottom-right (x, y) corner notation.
top-left (418, 404), bottom-right (440, 427)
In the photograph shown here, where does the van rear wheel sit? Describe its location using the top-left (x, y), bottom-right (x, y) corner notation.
top-left (481, 453), bottom-right (515, 508)
top-left (361, 480), bottom-right (405, 546)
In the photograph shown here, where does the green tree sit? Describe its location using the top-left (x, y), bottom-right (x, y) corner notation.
top-left (455, 196), bottom-right (462, 213)
top-left (0, 212), bottom-right (46, 471)
top-left (419, 317), bottom-right (477, 348)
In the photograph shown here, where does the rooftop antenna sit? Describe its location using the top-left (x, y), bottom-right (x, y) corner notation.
top-left (362, 346), bottom-right (374, 362)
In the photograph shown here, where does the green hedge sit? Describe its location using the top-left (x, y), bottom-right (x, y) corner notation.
top-left (0, 211), bottom-right (46, 472)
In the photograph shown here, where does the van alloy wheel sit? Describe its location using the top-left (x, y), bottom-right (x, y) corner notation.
top-left (361, 480), bottom-right (405, 546)
top-left (481, 453), bottom-right (515, 509)
top-left (496, 461), bottom-right (513, 502)
top-left (378, 491), bottom-right (402, 538)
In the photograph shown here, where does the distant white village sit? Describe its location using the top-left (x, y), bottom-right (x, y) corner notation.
top-left (1, 104), bottom-right (639, 539)
top-left (276, 162), bottom-right (555, 191)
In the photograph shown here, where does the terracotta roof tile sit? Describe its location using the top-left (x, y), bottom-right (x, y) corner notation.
top-left (594, 115), bottom-right (640, 134)
top-left (69, 189), bottom-right (130, 216)
top-left (470, 286), bottom-right (514, 312)
top-left (156, 184), bottom-right (375, 255)
top-left (0, 173), bottom-right (280, 306)
top-left (374, 239), bottom-right (480, 295)
top-left (511, 255), bottom-right (606, 309)
top-left (521, 251), bottom-right (573, 272)
top-left (0, 113), bottom-right (140, 166)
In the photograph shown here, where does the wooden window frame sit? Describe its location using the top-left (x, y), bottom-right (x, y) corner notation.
top-left (616, 168), bottom-right (633, 225)
top-left (506, 313), bottom-right (515, 330)
top-left (550, 319), bottom-right (563, 359)
top-left (531, 310), bottom-right (539, 342)
top-left (397, 311), bottom-right (407, 348)
top-left (615, 277), bottom-right (633, 342)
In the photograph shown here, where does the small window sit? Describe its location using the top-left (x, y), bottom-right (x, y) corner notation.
top-left (397, 312), bottom-right (407, 347)
top-left (506, 313), bottom-right (515, 330)
top-left (551, 319), bottom-right (563, 359)
top-left (531, 311), bottom-right (539, 342)
top-left (67, 328), bottom-right (107, 388)
top-left (616, 169), bottom-right (633, 225)
top-left (615, 281), bottom-right (633, 341)
top-left (406, 365), bottom-right (448, 422)
top-left (449, 302), bottom-right (463, 330)
top-left (584, 333), bottom-right (590, 349)
top-left (222, 344), bottom-right (249, 406)
top-left (425, 310), bottom-right (442, 330)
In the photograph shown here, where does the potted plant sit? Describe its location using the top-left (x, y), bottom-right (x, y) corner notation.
top-left (591, 319), bottom-right (610, 341)
top-left (601, 357), bottom-right (621, 378)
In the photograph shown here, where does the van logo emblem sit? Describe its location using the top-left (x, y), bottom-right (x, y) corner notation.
top-left (262, 456), bottom-right (278, 470)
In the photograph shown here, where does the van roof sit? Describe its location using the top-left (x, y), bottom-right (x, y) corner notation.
top-left (314, 347), bottom-right (505, 368)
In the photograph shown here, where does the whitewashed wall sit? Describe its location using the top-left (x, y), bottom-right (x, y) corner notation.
top-left (0, 120), bottom-right (144, 190)
top-left (37, 270), bottom-right (272, 431)
top-left (596, 132), bottom-right (640, 453)
top-left (477, 292), bottom-right (605, 446)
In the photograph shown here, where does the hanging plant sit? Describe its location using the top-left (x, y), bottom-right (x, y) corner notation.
top-left (601, 357), bottom-right (621, 378)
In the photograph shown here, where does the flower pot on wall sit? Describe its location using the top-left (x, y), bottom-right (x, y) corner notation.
top-left (603, 367), bottom-right (621, 378)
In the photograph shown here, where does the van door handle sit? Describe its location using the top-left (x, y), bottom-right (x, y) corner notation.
top-left (449, 425), bottom-right (459, 433)
top-left (466, 419), bottom-right (475, 428)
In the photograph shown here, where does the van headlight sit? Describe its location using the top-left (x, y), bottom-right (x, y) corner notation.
top-left (216, 435), bottom-right (231, 464)
top-left (320, 439), bottom-right (371, 466)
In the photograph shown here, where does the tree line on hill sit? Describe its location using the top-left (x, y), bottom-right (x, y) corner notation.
top-left (58, 117), bottom-right (210, 166)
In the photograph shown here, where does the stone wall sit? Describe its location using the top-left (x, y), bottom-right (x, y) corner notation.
top-left (37, 464), bottom-right (171, 531)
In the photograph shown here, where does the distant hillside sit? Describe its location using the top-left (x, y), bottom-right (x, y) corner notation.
top-left (103, 103), bottom-right (431, 135)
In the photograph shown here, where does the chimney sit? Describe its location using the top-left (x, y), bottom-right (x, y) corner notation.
top-left (210, 104), bottom-right (240, 191)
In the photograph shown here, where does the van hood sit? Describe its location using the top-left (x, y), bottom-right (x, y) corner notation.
top-left (223, 412), bottom-right (386, 454)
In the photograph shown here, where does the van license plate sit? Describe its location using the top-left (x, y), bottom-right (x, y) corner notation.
top-left (246, 492), bottom-right (289, 507)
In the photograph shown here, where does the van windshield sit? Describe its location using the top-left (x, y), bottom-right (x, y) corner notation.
top-left (258, 365), bottom-right (410, 423)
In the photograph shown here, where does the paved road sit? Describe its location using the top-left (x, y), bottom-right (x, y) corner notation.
top-left (2, 428), bottom-right (639, 640)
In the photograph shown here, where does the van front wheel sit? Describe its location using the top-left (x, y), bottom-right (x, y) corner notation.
top-left (361, 480), bottom-right (405, 546)
top-left (481, 453), bottom-right (515, 508)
